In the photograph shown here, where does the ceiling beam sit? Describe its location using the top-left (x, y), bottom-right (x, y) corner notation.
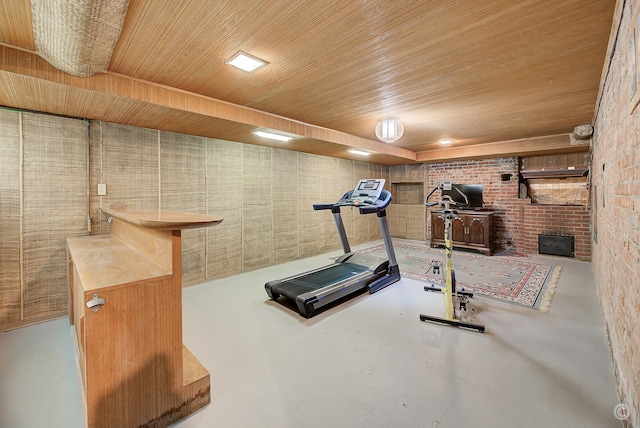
top-left (415, 134), bottom-right (589, 162)
top-left (0, 44), bottom-right (592, 166)
top-left (0, 44), bottom-right (417, 164)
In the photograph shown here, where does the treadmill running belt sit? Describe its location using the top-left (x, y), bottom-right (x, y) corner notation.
top-left (274, 263), bottom-right (369, 300)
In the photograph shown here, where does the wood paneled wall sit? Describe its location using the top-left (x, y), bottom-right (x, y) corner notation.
top-left (0, 109), bottom-right (88, 330)
top-left (0, 110), bottom-right (389, 331)
top-left (89, 121), bottom-right (388, 284)
top-left (0, 109), bottom-right (21, 325)
top-left (387, 164), bottom-right (428, 241)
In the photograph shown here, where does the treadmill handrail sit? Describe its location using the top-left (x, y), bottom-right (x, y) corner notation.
top-left (358, 190), bottom-right (391, 214)
top-left (313, 189), bottom-right (392, 215)
top-left (313, 191), bottom-right (352, 211)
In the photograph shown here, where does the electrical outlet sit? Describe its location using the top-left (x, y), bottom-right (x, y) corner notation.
top-left (97, 184), bottom-right (107, 196)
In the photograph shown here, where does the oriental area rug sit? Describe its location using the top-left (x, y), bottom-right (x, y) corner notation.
top-left (361, 242), bottom-right (561, 311)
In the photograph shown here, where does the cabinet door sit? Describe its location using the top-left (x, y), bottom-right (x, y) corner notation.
top-left (84, 278), bottom-right (181, 427)
top-left (467, 216), bottom-right (487, 246)
top-left (450, 217), bottom-right (466, 243)
top-left (431, 213), bottom-right (445, 242)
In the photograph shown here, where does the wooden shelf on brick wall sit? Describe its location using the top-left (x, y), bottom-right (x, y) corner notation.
top-left (520, 168), bottom-right (589, 179)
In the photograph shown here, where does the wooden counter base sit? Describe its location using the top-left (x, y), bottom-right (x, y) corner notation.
top-left (67, 208), bottom-right (222, 428)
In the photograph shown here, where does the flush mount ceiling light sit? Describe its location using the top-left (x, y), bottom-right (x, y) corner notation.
top-left (253, 130), bottom-right (293, 142)
top-left (439, 139), bottom-right (453, 145)
top-left (225, 51), bottom-right (268, 72)
top-left (375, 117), bottom-right (404, 143)
top-left (348, 149), bottom-right (370, 156)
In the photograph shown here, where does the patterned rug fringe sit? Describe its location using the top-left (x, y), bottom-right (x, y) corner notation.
top-left (538, 266), bottom-right (562, 312)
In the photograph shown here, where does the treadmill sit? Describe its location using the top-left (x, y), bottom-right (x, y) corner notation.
top-left (265, 178), bottom-right (400, 317)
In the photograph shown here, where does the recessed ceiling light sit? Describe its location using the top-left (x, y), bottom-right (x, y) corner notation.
top-left (253, 130), bottom-right (293, 142)
top-left (348, 149), bottom-right (370, 156)
top-left (225, 51), bottom-right (268, 72)
top-left (439, 139), bottom-right (453, 145)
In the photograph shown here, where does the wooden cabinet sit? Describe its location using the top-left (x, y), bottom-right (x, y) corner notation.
top-left (67, 208), bottom-right (222, 428)
top-left (430, 210), bottom-right (494, 255)
top-left (521, 153), bottom-right (588, 172)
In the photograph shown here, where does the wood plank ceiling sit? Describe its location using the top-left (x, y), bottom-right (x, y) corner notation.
top-left (0, 0), bottom-right (617, 165)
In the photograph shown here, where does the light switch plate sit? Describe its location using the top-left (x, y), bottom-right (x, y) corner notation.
top-left (97, 184), bottom-right (107, 196)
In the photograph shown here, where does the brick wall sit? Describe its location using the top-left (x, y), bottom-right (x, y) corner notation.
top-left (427, 158), bottom-right (520, 250)
top-left (591, 1), bottom-right (640, 425)
top-left (426, 159), bottom-right (591, 260)
top-left (521, 204), bottom-right (591, 261)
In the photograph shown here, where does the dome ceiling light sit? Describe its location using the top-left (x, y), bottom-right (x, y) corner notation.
top-left (375, 117), bottom-right (404, 143)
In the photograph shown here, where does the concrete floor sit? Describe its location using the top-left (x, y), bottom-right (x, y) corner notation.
top-left (0, 239), bottom-right (622, 427)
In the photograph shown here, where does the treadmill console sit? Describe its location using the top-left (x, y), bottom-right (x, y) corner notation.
top-left (350, 178), bottom-right (385, 205)
top-left (313, 178), bottom-right (391, 213)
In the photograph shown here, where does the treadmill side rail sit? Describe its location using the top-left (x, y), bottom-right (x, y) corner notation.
top-left (295, 270), bottom-right (378, 317)
top-left (368, 264), bottom-right (401, 293)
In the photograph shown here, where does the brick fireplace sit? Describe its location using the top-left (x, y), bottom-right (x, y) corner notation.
top-left (516, 201), bottom-right (591, 261)
top-left (424, 159), bottom-right (592, 261)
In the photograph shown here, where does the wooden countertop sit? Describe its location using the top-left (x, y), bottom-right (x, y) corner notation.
top-left (67, 235), bottom-right (172, 291)
top-left (102, 208), bottom-right (223, 230)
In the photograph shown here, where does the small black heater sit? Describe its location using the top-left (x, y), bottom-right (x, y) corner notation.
top-left (538, 234), bottom-right (575, 257)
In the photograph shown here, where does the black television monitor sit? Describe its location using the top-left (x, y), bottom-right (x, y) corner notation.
top-left (442, 183), bottom-right (484, 210)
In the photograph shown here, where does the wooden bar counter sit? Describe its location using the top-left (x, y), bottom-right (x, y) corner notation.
top-left (67, 208), bottom-right (223, 428)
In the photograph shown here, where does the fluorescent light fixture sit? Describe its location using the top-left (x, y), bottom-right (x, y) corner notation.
top-left (439, 139), bottom-right (453, 145)
top-left (253, 130), bottom-right (293, 142)
top-left (348, 149), bottom-right (370, 156)
top-left (225, 51), bottom-right (268, 72)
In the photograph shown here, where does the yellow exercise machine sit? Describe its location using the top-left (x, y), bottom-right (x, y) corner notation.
top-left (420, 181), bottom-right (485, 333)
